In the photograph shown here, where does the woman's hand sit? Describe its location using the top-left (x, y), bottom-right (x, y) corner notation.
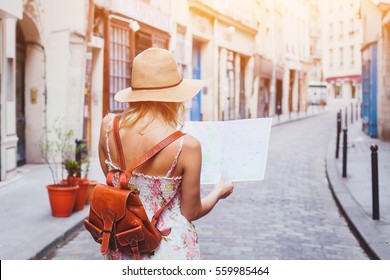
top-left (213, 175), bottom-right (234, 199)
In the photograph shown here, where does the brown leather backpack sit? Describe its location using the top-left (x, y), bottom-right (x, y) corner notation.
top-left (84, 116), bottom-right (184, 259)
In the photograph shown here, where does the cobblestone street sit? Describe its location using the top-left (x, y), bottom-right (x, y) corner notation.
top-left (50, 110), bottom-right (369, 260)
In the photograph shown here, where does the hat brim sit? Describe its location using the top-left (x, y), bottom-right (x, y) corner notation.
top-left (114, 79), bottom-right (204, 103)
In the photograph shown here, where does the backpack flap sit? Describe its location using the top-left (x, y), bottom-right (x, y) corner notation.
top-left (90, 184), bottom-right (130, 220)
top-left (90, 183), bottom-right (130, 254)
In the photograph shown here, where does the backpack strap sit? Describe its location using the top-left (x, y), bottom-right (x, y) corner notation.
top-left (113, 115), bottom-right (126, 170)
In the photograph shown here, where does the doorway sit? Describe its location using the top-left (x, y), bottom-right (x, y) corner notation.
top-left (239, 57), bottom-right (246, 119)
top-left (275, 79), bottom-right (283, 115)
top-left (16, 23), bottom-right (26, 166)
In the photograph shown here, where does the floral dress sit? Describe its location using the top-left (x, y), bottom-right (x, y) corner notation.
top-left (103, 118), bottom-right (200, 260)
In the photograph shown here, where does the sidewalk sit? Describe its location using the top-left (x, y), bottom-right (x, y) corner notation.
top-left (326, 118), bottom-right (390, 259)
top-left (0, 161), bottom-right (105, 260)
top-left (0, 106), bottom-right (326, 260)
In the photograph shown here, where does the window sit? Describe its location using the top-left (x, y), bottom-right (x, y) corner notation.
top-left (153, 36), bottom-right (167, 49)
top-left (109, 22), bottom-right (131, 113)
top-left (176, 25), bottom-right (187, 78)
top-left (340, 47), bottom-right (343, 67)
top-left (135, 29), bottom-right (169, 55)
top-left (329, 23), bottom-right (333, 39)
top-left (329, 49), bottom-right (333, 68)
top-left (350, 45), bottom-right (355, 65)
top-left (226, 51), bottom-right (235, 120)
top-left (104, 18), bottom-right (170, 114)
top-left (175, 25), bottom-right (186, 64)
top-left (349, 18), bottom-right (354, 35)
top-left (339, 21), bottom-right (343, 39)
top-left (135, 32), bottom-right (152, 56)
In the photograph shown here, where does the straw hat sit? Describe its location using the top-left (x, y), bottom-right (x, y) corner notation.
top-left (115, 48), bottom-right (203, 103)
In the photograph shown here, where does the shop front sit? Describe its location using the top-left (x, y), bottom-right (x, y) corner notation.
top-left (215, 22), bottom-right (256, 121)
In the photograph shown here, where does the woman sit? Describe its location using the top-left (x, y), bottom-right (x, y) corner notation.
top-left (98, 48), bottom-right (234, 260)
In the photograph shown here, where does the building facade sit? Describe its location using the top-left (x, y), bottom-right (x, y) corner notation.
top-left (1, 0), bottom-right (88, 181)
top-left (282, 0), bottom-right (311, 115)
top-left (322, 0), bottom-right (363, 102)
top-left (307, 0), bottom-right (326, 105)
top-left (187, 0), bottom-right (258, 121)
top-left (0, 0), bottom-right (319, 182)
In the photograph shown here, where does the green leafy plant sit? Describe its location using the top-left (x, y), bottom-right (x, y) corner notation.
top-left (75, 140), bottom-right (90, 178)
top-left (64, 159), bottom-right (81, 178)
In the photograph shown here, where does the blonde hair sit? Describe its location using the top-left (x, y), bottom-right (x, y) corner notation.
top-left (120, 101), bottom-right (185, 129)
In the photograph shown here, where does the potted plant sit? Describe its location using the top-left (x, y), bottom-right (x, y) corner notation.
top-left (66, 157), bottom-right (89, 212)
top-left (63, 159), bottom-right (80, 186)
top-left (40, 118), bottom-right (79, 217)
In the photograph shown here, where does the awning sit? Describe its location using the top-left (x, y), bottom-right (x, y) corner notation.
top-left (325, 75), bottom-right (361, 83)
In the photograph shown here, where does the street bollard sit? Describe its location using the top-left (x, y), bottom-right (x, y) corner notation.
top-left (345, 107), bottom-right (348, 128)
top-left (351, 103), bottom-right (354, 124)
top-left (356, 102), bottom-right (358, 121)
top-left (336, 112), bottom-right (341, 158)
top-left (342, 129), bottom-right (348, 178)
top-left (371, 144), bottom-right (380, 220)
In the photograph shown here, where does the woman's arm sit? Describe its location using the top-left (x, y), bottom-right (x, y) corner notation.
top-left (180, 135), bottom-right (234, 222)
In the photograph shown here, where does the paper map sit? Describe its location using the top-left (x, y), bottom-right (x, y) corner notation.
top-left (183, 118), bottom-right (272, 184)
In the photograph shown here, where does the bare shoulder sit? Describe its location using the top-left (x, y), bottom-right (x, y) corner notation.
top-left (183, 134), bottom-right (201, 148)
top-left (100, 113), bottom-right (116, 132)
top-left (182, 134), bottom-right (201, 155)
top-left (102, 113), bottom-right (115, 126)
top-left (99, 114), bottom-right (116, 143)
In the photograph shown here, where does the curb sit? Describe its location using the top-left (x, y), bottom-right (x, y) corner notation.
top-left (31, 218), bottom-right (87, 260)
top-left (325, 136), bottom-right (390, 260)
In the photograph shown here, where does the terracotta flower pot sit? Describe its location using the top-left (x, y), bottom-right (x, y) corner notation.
top-left (74, 178), bottom-right (89, 211)
top-left (47, 184), bottom-right (79, 217)
top-left (85, 180), bottom-right (98, 205)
